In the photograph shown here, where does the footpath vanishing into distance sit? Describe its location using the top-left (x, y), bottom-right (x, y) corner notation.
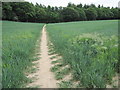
top-left (27, 25), bottom-right (57, 88)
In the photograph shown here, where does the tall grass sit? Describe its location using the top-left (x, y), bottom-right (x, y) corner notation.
top-left (47, 20), bottom-right (118, 88)
top-left (2, 21), bottom-right (44, 88)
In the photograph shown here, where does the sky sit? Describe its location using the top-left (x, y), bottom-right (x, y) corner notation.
top-left (25, 0), bottom-right (120, 7)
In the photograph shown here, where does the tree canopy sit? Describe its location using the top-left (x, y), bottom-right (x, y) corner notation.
top-left (2, 2), bottom-right (120, 23)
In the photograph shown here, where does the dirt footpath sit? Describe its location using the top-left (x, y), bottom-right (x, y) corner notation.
top-left (27, 25), bottom-right (57, 88)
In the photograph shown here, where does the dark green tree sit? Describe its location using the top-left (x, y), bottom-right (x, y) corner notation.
top-left (61, 7), bottom-right (79, 22)
top-left (77, 3), bottom-right (83, 8)
top-left (85, 8), bottom-right (98, 20)
top-left (111, 8), bottom-right (118, 19)
top-left (11, 2), bottom-right (35, 22)
top-left (2, 2), bottom-right (18, 21)
top-left (2, 2), bottom-right (120, 23)
top-left (76, 8), bottom-right (87, 20)
top-left (35, 7), bottom-right (47, 23)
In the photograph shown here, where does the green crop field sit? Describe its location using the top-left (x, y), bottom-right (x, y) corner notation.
top-left (2, 1), bottom-right (120, 88)
top-left (47, 20), bottom-right (118, 88)
top-left (2, 21), bottom-right (44, 88)
top-left (2, 20), bottom-right (118, 88)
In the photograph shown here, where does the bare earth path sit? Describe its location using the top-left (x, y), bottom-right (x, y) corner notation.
top-left (27, 25), bottom-right (57, 88)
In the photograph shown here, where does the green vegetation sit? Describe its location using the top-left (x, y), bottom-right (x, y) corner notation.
top-left (59, 81), bottom-right (73, 88)
top-left (2, 2), bottom-right (120, 23)
top-left (2, 21), bottom-right (44, 88)
top-left (51, 59), bottom-right (62, 64)
top-left (50, 56), bottom-right (58, 60)
top-left (51, 64), bottom-right (64, 72)
top-left (47, 20), bottom-right (118, 88)
top-left (51, 64), bottom-right (70, 80)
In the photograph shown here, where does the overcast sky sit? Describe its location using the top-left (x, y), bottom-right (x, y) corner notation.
top-left (25, 0), bottom-right (119, 7)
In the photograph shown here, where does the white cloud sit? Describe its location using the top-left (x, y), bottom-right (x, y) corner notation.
top-left (26, 0), bottom-right (119, 7)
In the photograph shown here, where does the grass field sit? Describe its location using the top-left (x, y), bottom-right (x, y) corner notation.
top-left (47, 20), bottom-right (118, 88)
top-left (2, 21), bottom-right (44, 88)
top-left (2, 20), bottom-right (118, 88)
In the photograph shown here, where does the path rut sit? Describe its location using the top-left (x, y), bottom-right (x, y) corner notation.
top-left (27, 25), bottom-right (57, 88)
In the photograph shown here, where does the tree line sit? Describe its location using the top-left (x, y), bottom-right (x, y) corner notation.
top-left (2, 2), bottom-right (120, 23)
